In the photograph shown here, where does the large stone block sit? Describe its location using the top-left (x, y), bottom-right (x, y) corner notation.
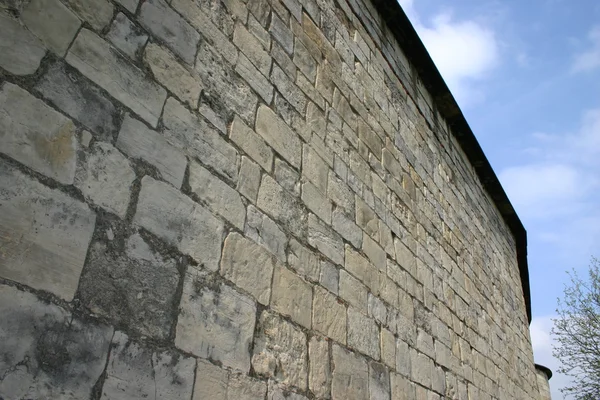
top-left (313, 286), bottom-right (346, 343)
top-left (339, 270), bottom-right (368, 313)
top-left (309, 336), bottom-right (331, 398)
top-left (66, 29), bottom-right (167, 127)
top-left (308, 214), bottom-right (344, 265)
top-left (107, 12), bottom-right (148, 59)
top-left (134, 176), bottom-right (224, 270)
top-left (348, 307), bottom-right (380, 360)
top-left (0, 82), bottom-right (77, 184)
top-left (255, 104), bottom-right (302, 169)
top-left (233, 23), bottom-right (271, 75)
top-left (257, 175), bottom-right (307, 237)
top-left (245, 205), bottom-right (287, 261)
top-left (0, 161), bottom-right (95, 300)
top-left (101, 332), bottom-right (195, 400)
top-left (345, 246), bottom-right (380, 295)
top-left (0, 285), bottom-right (112, 399)
top-left (230, 115), bottom-right (273, 171)
top-left (0, 13), bottom-right (46, 75)
top-left (271, 265), bottom-right (312, 328)
top-left (193, 359), bottom-right (267, 400)
top-left (332, 344), bottom-right (368, 400)
top-left (252, 311), bottom-right (308, 389)
top-left (21, 0), bottom-right (80, 56)
top-left (78, 233), bottom-right (180, 339)
top-left (288, 238), bottom-right (320, 281)
top-left (63, 0), bottom-right (113, 31)
top-left (176, 276), bottom-right (256, 372)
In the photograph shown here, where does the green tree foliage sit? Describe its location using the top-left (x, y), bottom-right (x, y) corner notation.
top-left (552, 258), bottom-right (600, 399)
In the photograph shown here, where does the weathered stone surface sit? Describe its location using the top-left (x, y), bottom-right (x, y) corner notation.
top-left (363, 234), bottom-right (387, 272)
top-left (114, 0), bottom-right (138, 13)
top-left (257, 175), bottom-right (307, 236)
top-left (369, 362), bottom-right (390, 400)
top-left (394, 237), bottom-right (416, 275)
top-left (230, 115), bottom-right (273, 171)
top-left (176, 276), bottom-right (256, 372)
top-left (237, 156), bottom-right (262, 201)
top-left (302, 144), bottom-right (329, 192)
top-left (234, 23), bottom-right (271, 75)
top-left (245, 205), bottom-right (287, 261)
top-left (309, 336), bottom-right (331, 398)
top-left (381, 328), bottom-right (396, 369)
top-left (313, 285), bottom-right (346, 343)
top-left (270, 13), bottom-right (294, 54)
top-left (328, 172), bottom-right (355, 213)
top-left (332, 208), bottom-right (363, 249)
top-left (163, 97), bottom-right (239, 182)
top-left (294, 37), bottom-right (317, 82)
top-left (67, 29), bottom-right (167, 127)
top-left (256, 105), bottom-right (302, 168)
top-left (107, 13), bottom-right (148, 59)
top-left (64, 0), bottom-right (113, 31)
top-left (79, 233), bottom-right (180, 339)
top-left (235, 52), bottom-right (274, 103)
top-left (348, 307), bottom-right (380, 360)
top-left (74, 142), bottom-right (135, 218)
top-left (332, 344), bottom-right (368, 400)
top-left (189, 162), bottom-right (246, 230)
top-left (134, 176), bottom-right (224, 270)
top-left (145, 42), bottom-right (201, 106)
top-left (302, 180), bottom-right (332, 223)
top-left (410, 348), bottom-right (432, 387)
top-left (0, 161), bottom-right (95, 300)
top-left (391, 372), bottom-right (415, 400)
top-left (356, 197), bottom-right (379, 240)
top-left (194, 360), bottom-right (267, 400)
top-left (308, 214), bottom-right (344, 265)
top-left (117, 114), bottom-right (187, 188)
top-left (139, 0), bottom-right (200, 65)
top-left (35, 62), bottom-right (119, 140)
top-left (0, 13), bottom-right (46, 75)
top-left (221, 232), bottom-right (277, 305)
top-left (271, 265), bottom-right (312, 328)
top-left (101, 332), bottom-right (195, 400)
top-left (345, 246), bottom-right (380, 295)
top-left (275, 158), bottom-right (301, 195)
top-left (0, 82), bottom-right (77, 184)
top-left (268, 381), bottom-right (309, 400)
top-left (21, 0), bottom-right (80, 56)
top-left (0, 285), bottom-right (112, 399)
top-left (320, 260), bottom-right (339, 294)
top-left (339, 269), bottom-right (368, 313)
top-left (252, 311), bottom-right (308, 389)
top-left (288, 238), bottom-right (319, 281)
top-left (271, 63), bottom-right (307, 114)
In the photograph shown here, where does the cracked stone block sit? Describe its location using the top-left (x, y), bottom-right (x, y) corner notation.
top-left (101, 332), bottom-right (195, 400)
top-left (176, 275), bottom-right (256, 372)
top-left (0, 285), bottom-right (113, 400)
top-left (0, 13), bottom-right (46, 75)
top-left (252, 311), bottom-right (308, 389)
top-left (0, 160), bottom-right (95, 300)
top-left (78, 233), bottom-right (180, 340)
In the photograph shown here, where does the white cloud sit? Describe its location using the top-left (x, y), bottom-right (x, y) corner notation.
top-left (571, 26), bottom-right (600, 73)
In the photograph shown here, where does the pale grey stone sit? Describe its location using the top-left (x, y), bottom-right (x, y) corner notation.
top-left (348, 307), bottom-right (380, 360)
top-left (320, 260), bottom-right (339, 294)
top-left (63, 0), bottom-right (113, 31)
top-left (257, 175), bottom-right (307, 237)
top-left (416, 328), bottom-right (435, 359)
top-left (236, 52), bottom-right (273, 103)
top-left (79, 233), bottom-right (180, 339)
top-left (117, 114), bottom-right (187, 188)
top-left (176, 276), bottom-right (256, 372)
top-left (313, 285), bottom-right (346, 343)
top-left (308, 214), bottom-right (344, 265)
top-left (189, 162), bottom-right (245, 230)
top-left (271, 41), bottom-right (297, 80)
top-left (332, 344), bottom-right (368, 400)
top-left (391, 373), bottom-right (415, 400)
top-left (21, 0), bottom-right (80, 56)
top-left (66, 29), bottom-right (167, 127)
top-left (193, 360), bottom-right (229, 399)
top-left (75, 142), bottom-right (135, 218)
top-left (368, 293), bottom-right (387, 325)
top-left (234, 22), bottom-right (271, 75)
top-left (256, 104), bottom-right (302, 168)
top-left (248, 14), bottom-right (270, 49)
top-left (0, 285), bottom-right (112, 400)
top-left (303, 144), bottom-right (329, 192)
top-left (332, 208), bottom-right (363, 249)
top-left (288, 238), bottom-right (319, 281)
top-left (294, 38), bottom-right (317, 82)
top-left (107, 13), bottom-right (148, 59)
top-left (237, 156), bottom-right (262, 201)
top-left (81, 130), bottom-right (92, 147)
top-left (0, 13), bottom-right (46, 75)
top-left (381, 328), bottom-right (396, 369)
top-left (35, 62), bottom-right (119, 140)
top-left (369, 362), bottom-right (391, 400)
top-left (339, 270), bottom-right (367, 313)
top-left (163, 97), bottom-right (238, 181)
top-left (394, 237), bottom-right (416, 275)
top-left (139, 0), bottom-right (200, 65)
top-left (269, 13), bottom-right (293, 54)
top-left (101, 332), bottom-right (195, 400)
top-left (271, 63), bottom-right (307, 114)
top-left (274, 158), bottom-right (300, 195)
top-left (309, 336), bottom-right (331, 398)
top-left (245, 205), bottom-right (287, 261)
top-left (252, 311), bottom-right (308, 389)
top-left (302, 181), bottom-right (332, 223)
top-left (199, 99), bottom-right (228, 134)
top-left (362, 235), bottom-right (387, 273)
top-left (134, 176), bottom-right (224, 270)
top-left (114, 0), bottom-right (138, 13)
top-left (268, 381), bottom-right (309, 400)
top-left (410, 349), bottom-right (432, 387)
top-left (0, 161), bottom-right (95, 300)
top-left (271, 265), bottom-right (312, 328)
top-left (328, 172), bottom-right (355, 213)
top-left (230, 115), bottom-right (273, 171)
top-left (221, 232), bottom-right (277, 305)
top-left (356, 197), bottom-right (379, 241)
top-left (145, 42), bottom-right (201, 106)
top-left (432, 365), bottom-right (445, 395)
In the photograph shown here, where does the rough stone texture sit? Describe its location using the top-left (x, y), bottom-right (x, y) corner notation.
top-left (63, 0), bottom-right (113, 31)
top-left (193, 359), bottom-right (267, 400)
top-left (0, 82), bottom-right (77, 184)
top-left (348, 307), bottom-right (380, 360)
top-left (234, 23), bottom-right (271, 75)
top-left (245, 205), bottom-right (287, 261)
top-left (230, 115), bottom-right (273, 171)
top-left (288, 238), bottom-right (320, 281)
top-left (134, 176), bottom-right (224, 270)
top-left (271, 265), bottom-right (312, 328)
top-left (309, 336), bottom-right (332, 398)
top-left (107, 13), bottom-right (148, 59)
top-left (252, 311), bottom-right (308, 389)
top-left (67, 29), bottom-right (167, 127)
top-left (21, 0), bottom-right (80, 56)
top-left (332, 344), bottom-right (369, 400)
top-left (0, 285), bottom-right (112, 399)
top-left (115, 0), bottom-right (138, 13)
top-left (221, 232), bottom-right (277, 305)
top-left (0, 161), bottom-right (95, 300)
top-left (345, 246), bottom-right (380, 295)
top-left (101, 332), bottom-right (195, 399)
top-left (74, 142), bottom-right (135, 218)
top-left (79, 233), bottom-right (180, 339)
top-left (189, 162), bottom-right (246, 230)
top-left (35, 62), bottom-right (119, 140)
top-left (237, 156), bottom-right (262, 201)
top-left (308, 214), bottom-right (344, 265)
top-left (117, 114), bottom-right (187, 188)
top-left (313, 285), bottom-right (346, 343)
top-left (257, 175), bottom-right (307, 237)
top-left (176, 276), bottom-right (256, 372)
top-left (320, 260), bottom-right (339, 294)
top-left (268, 381), bottom-right (308, 400)
top-left (302, 180), bottom-right (332, 223)
top-left (339, 269), bottom-right (368, 313)
top-left (256, 105), bottom-right (302, 169)
top-left (0, 13), bottom-right (46, 75)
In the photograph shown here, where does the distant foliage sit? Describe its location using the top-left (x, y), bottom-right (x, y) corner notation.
top-left (552, 258), bottom-right (600, 399)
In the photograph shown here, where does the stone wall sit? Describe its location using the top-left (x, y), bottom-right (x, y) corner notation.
top-left (0, 0), bottom-right (542, 399)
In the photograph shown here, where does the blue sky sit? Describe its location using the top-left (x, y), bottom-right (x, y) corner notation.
top-left (400, 0), bottom-right (600, 397)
